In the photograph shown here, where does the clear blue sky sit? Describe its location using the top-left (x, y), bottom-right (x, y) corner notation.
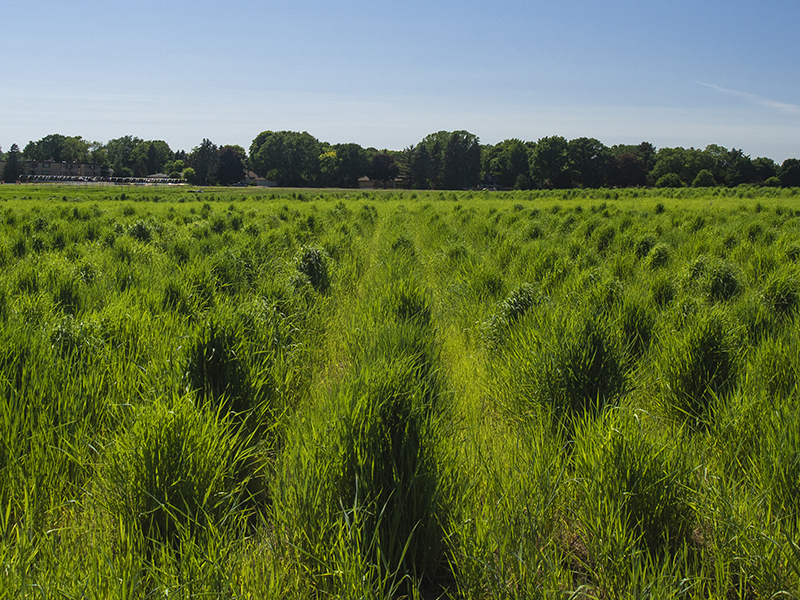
top-left (2, 0), bottom-right (799, 161)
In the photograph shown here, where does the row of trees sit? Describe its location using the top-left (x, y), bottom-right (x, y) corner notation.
top-left (3, 131), bottom-right (800, 189)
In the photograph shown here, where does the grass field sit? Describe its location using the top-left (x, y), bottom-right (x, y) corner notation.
top-left (1, 184), bottom-right (799, 598)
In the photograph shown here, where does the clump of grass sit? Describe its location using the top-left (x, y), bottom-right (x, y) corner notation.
top-left (573, 410), bottom-right (694, 561)
top-left (762, 271), bottom-right (799, 317)
top-left (101, 396), bottom-right (251, 545)
top-left (293, 245), bottom-right (331, 294)
top-left (635, 235), bottom-right (656, 259)
top-left (748, 333), bottom-right (799, 399)
top-left (650, 274), bottom-right (676, 309)
top-left (704, 258), bottom-right (744, 302)
top-left (659, 309), bottom-right (739, 425)
top-left (50, 314), bottom-right (102, 359)
top-left (482, 282), bottom-right (544, 346)
top-left (184, 316), bottom-right (252, 414)
top-left (390, 235), bottom-right (416, 257)
top-left (759, 403), bottom-right (800, 521)
top-left (128, 220), bottom-right (152, 243)
top-left (277, 282), bottom-right (449, 592)
top-left (386, 279), bottom-right (431, 326)
top-left (162, 277), bottom-right (193, 315)
top-left (496, 307), bottom-right (626, 420)
top-left (617, 290), bottom-right (656, 361)
top-left (645, 243), bottom-right (670, 270)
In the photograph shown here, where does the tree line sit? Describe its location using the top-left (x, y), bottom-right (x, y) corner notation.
top-left (3, 130), bottom-right (800, 188)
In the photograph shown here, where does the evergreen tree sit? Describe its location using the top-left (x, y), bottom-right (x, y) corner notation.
top-left (409, 143), bottom-right (431, 189)
top-left (2, 144), bottom-right (24, 183)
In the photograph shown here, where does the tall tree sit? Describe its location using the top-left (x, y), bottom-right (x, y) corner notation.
top-left (611, 153), bottom-right (647, 187)
top-left (190, 139), bottom-right (219, 185)
top-left (217, 145), bottom-right (247, 185)
top-left (249, 131), bottom-right (321, 186)
top-left (650, 147), bottom-right (714, 187)
top-left (2, 144), bottom-right (24, 183)
top-left (779, 159), bottom-right (800, 187)
top-left (107, 136), bottom-right (144, 175)
top-left (529, 136), bottom-right (570, 189)
top-left (441, 131), bottom-right (481, 190)
top-left (22, 134), bottom-right (91, 163)
top-left (409, 143), bottom-right (432, 189)
top-left (753, 157), bottom-right (778, 182)
top-left (369, 151), bottom-right (399, 188)
top-left (334, 143), bottom-right (368, 188)
top-left (567, 137), bottom-right (612, 188)
top-left (482, 138), bottom-right (530, 188)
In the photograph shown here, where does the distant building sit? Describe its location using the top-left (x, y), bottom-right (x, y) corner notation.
top-left (24, 161), bottom-right (102, 177)
top-left (244, 171), bottom-right (276, 187)
top-left (358, 176), bottom-right (403, 189)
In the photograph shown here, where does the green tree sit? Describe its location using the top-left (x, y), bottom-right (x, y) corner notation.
top-left (416, 131), bottom-right (451, 189)
top-left (651, 147), bottom-right (713, 187)
top-left (107, 136), bottom-right (144, 175)
top-left (21, 134), bottom-right (91, 163)
top-left (567, 137), bottom-right (612, 188)
top-left (529, 136), bottom-right (570, 189)
top-left (442, 130), bottom-right (481, 190)
top-left (317, 150), bottom-right (340, 187)
top-left (408, 143), bottom-right (432, 189)
top-left (249, 131), bottom-right (321, 186)
top-left (333, 143), bottom-right (368, 188)
top-left (753, 157), bottom-right (778, 182)
top-left (127, 140), bottom-right (172, 175)
top-left (483, 139), bottom-right (530, 188)
top-left (368, 151), bottom-right (399, 187)
top-left (610, 153), bottom-right (647, 187)
top-left (691, 169), bottom-right (716, 187)
top-left (2, 144), bottom-right (24, 183)
top-left (779, 159), bottom-right (800, 187)
top-left (189, 139), bottom-right (219, 185)
top-left (655, 172), bottom-right (684, 188)
top-left (217, 145), bottom-right (247, 185)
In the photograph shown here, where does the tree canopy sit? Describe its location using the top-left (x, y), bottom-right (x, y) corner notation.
top-left (7, 129), bottom-right (800, 189)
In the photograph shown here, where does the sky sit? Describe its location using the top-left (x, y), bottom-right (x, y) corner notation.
top-left (2, 0), bottom-right (800, 162)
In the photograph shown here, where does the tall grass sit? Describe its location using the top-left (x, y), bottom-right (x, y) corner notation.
top-left (0, 186), bottom-right (799, 597)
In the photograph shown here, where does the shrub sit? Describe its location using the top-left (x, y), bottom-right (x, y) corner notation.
top-left (655, 173), bottom-right (684, 188)
top-left (691, 169), bottom-right (716, 188)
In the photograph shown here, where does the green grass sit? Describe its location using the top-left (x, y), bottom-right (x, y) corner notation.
top-left (0, 184), bottom-right (799, 598)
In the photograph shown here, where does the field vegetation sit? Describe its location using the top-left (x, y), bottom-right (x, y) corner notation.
top-left (1, 184), bottom-right (799, 598)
